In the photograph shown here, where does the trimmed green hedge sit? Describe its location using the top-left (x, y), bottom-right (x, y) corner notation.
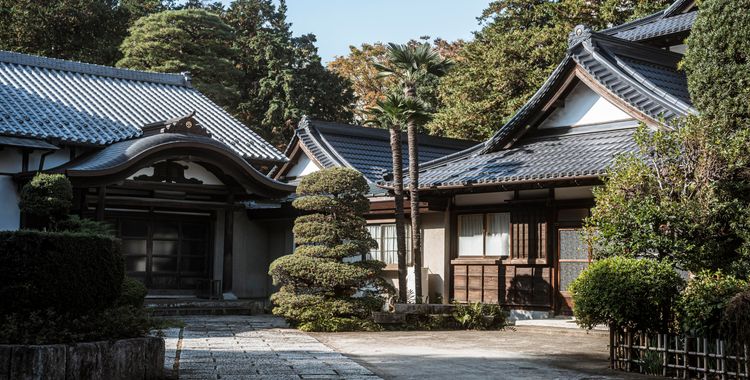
top-left (0, 230), bottom-right (124, 315)
top-left (570, 257), bottom-right (684, 332)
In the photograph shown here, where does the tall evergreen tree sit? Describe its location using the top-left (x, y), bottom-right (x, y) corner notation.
top-left (0, 0), bottom-right (134, 65)
top-left (225, 0), bottom-right (353, 147)
top-left (117, 9), bottom-right (241, 109)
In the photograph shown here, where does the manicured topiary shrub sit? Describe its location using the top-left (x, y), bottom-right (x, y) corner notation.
top-left (721, 288), bottom-right (750, 346)
top-left (0, 230), bottom-right (124, 315)
top-left (682, 0), bottom-right (750, 126)
top-left (269, 168), bottom-right (391, 332)
top-left (19, 173), bottom-right (73, 229)
top-left (117, 277), bottom-right (148, 308)
top-left (570, 256), bottom-right (684, 332)
top-left (675, 271), bottom-right (747, 337)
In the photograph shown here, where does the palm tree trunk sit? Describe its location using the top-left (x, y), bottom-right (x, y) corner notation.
top-left (389, 126), bottom-right (408, 303)
top-left (404, 86), bottom-right (423, 303)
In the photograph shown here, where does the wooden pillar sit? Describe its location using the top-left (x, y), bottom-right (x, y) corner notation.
top-left (222, 194), bottom-right (234, 293)
top-left (95, 186), bottom-right (106, 221)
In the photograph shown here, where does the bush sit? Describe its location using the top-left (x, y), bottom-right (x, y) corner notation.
top-left (117, 277), bottom-right (148, 308)
top-left (56, 215), bottom-right (114, 236)
top-left (721, 289), bottom-right (750, 345)
top-left (0, 230), bottom-right (124, 315)
top-left (452, 302), bottom-right (508, 330)
top-left (570, 257), bottom-right (684, 332)
top-left (269, 168), bottom-right (391, 331)
top-left (682, 0), bottom-right (750, 126)
top-left (675, 271), bottom-right (747, 337)
top-left (19, 173), bottom-right (73, 229)
top-left (0, 306), bottom-right (155, 345)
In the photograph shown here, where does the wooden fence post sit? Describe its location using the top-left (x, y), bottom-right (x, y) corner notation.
top-left (610, 325), bottom-right (616, 369)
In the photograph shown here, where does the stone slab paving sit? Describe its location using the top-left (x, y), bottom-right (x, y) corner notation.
top-left (164, 315), bottom-right (380, 380)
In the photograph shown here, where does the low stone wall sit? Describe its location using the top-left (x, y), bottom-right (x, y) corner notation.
top-left (0, 336), bottom-right (164, 380)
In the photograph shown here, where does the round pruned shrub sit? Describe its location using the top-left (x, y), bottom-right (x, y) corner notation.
top-left (721, 288), bottom-right (750, 345)
top-left (675, 270), bottom-right (747, 337)
top-left (269, 168), bottom-right (392, 332)
top-left (19, 173), bottom-right (73, 229)
top-left (117, 277), bottom-right (148, 309)
top-left (0, 230), bottom-right (125, 315)
top-left (570, 256), bottom-right (684, 332)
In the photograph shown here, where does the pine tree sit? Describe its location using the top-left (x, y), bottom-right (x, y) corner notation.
top-left (269, 168), bottom-right (391, 331)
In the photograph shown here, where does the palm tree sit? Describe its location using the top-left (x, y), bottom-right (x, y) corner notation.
top-left (365, 93), bottom-right (430, 303)
top-left (375, 43), bottom-right (453, 303)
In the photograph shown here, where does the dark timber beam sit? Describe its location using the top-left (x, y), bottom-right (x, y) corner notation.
top-left (222, 193), bottom-right (235, 293)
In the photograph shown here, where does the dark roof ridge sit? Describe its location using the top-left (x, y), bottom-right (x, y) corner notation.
top-left (600, 11), bottom-right (665, 35)
top-left (306, 119), bottom-right (478, 149)
top-left (585, 31), bottom-right (683, 65)
top-left (0, 50), bottom-right (191, 87)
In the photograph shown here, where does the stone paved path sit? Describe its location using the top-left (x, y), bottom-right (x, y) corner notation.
top-left (163, 315), bottom-right (380, 380)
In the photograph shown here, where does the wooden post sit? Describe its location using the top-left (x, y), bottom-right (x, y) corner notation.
top-left (608, 326), bottom-right (615, 369)
top-left (95, 186), bottom-right (106, 221)
top-left (222, 194), bottom-right (234, 293)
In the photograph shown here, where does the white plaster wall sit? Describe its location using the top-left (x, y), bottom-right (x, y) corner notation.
top-left (0, 175), bottom-right (20, 231)
top-left (539, 82), bottom-right (634, 128)
top-left (286, 154), bottom-right (320, 178)
top-left (554, 186), bottom-right (594, 200)
top-left (422, 212), bottom-right (446, 302)
top-left (454, 191), bottom-right (514, 206)
top-left (127, 160), bottom-right (222, 185)
top-left (0, 149), bottom-right (22, 172)
top-left (669, 44), bottom-right (687, 54)
top-left (28, 148), bottom-right (71, 170)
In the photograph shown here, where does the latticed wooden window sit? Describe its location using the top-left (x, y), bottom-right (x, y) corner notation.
top-left (510, 208), bottom-right (548, 264)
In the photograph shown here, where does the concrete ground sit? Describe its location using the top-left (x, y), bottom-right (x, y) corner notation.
top-left (312, 327), bottom-right (656, 380)
top-left (163, 315), bottom-right (380, 379)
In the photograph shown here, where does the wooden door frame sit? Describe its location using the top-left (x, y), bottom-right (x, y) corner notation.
top-left (554, 224), bottom-right (591, 315)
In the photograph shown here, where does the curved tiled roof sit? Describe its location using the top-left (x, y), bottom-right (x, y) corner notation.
top-left (57, 132), bottom-right (294, 194)
top-left (286, 119), bottom-right (477, 184)
top-left (0, 50), bottom-right (286, 163)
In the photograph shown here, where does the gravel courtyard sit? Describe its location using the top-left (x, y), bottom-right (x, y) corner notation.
top-left (164, 315), bottom-right (654, 380)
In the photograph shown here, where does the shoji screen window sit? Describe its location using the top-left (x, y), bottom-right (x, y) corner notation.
top-left (457, 213), bottom-right (510, 257)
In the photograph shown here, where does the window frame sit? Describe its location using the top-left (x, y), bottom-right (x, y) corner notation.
top-left (366, 222), bottom-right (413, 266)
top-left (456, 212), bottom-right (511, 258)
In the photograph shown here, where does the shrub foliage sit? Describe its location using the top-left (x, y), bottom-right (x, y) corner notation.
top-left (269, 168), bottom-right (391, 331)
top-left (682, 0), bottom-right (750, 127)
top-left (570, 256), bottom-right (684, 332)
top-left (19, 173), bottom-right (73, 229)
top-left (721, 288), bottom-right (750, 345)
top-left (675, 271), bottom-right (747, 338)
top-left (0, 230), bottom-right (124, 315)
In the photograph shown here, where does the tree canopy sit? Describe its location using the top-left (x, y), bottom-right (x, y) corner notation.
top-left (117, 9), bottom-right (241, 108)
top-left (428, 0), bottom-right (672, 140)
top-left (328, 39), bottom-right (461, 124)
top-left (224, 0), bottom-right (354, 147)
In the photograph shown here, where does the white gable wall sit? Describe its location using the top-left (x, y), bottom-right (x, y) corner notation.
top-left (286, 154), bottom-right (320, 178)
top-left (539, 82), bottom-right (635, 128)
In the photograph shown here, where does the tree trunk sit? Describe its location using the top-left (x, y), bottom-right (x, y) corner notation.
top-left (390, 126), bottom-right (408, 303)
top-left (403, 86), bottom-right (423, 304)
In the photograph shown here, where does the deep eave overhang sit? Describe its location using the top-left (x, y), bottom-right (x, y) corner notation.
top-left (34, 133), bottom-right (295, 198)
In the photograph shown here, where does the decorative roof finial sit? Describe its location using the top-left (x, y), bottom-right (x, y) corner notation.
top-left (180, 71), bottom-right (192, 87)
top-left (568, 25), bottom-right (592, 48)
top-left (298, 115), bottom-right (311, 130)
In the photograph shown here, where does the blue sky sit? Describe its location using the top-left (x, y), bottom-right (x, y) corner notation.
top-left (221, 1), bottom-right (491, 63)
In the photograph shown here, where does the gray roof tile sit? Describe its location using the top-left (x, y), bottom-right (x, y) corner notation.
top-left (292, 119), bottom-right (476, 184)
top-left (418, 128), bottom-right (637, 189)
top-left (609, 11), bottom-right (696, 42)
top-left (0, 50), bottom-right (286, 163)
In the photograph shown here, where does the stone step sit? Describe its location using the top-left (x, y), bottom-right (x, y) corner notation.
top-left (145, 299), bottom-right (266, 316)
top-left (147, 307), bottom-right (253, 317)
